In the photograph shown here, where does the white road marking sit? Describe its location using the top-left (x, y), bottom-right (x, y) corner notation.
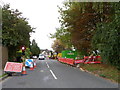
top-left (50, 70), bottom-right (57, 80)
top-left (46, 62), bottom-right (49, 68)
top-left (40, 70), bottom-right (44, 72)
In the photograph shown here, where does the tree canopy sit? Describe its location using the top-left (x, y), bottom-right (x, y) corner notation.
top-left (92, 2), bottom-right (120, 69)
top-left (51, 2), bottom-right (120, 69)
top-left (2, 4), bottom-right (34, 61)
top-left (30, 39), bottom-right (40, 57)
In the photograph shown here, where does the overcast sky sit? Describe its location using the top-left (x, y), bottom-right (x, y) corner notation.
top-left (1, 0), bottom-right (65, 50)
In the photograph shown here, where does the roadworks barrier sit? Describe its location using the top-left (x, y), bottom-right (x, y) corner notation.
top-left (34, 62), bottom-right (37, 68)
top-left (30, 62), bottom-right (34, 70)
top-left (22, 65), bottom-right (27, 75)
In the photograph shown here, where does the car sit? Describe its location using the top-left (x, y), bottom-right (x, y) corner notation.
top-left (38, 54), bottom-right (45, 60)
top-left (32, 56), bottom-right (37, 59)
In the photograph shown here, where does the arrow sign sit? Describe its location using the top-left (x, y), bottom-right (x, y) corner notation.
top-left (25, 59), bottom-right (33, 67)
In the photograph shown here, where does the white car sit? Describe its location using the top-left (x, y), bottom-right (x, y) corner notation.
top-left (32, 56), bottom-right (37, 59)
top-left (39, 55), bottom-right (45, 60)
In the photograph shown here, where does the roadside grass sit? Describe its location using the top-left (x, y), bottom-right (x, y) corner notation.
top-left (0, 73), bottom-right (7, 78)
top-left (81, 64), bottom-right (120, 83)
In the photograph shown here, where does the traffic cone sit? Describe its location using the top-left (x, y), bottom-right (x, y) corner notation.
top-left (22, 65), bottom-right (27, 75)
top-left (30, 62), bottom-right (34, 70)
top-left (34, 62), bottom-right (37, 68)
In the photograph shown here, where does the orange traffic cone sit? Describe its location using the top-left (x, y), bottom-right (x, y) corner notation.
top-left (34, 62), bottom-right (37, 68)
top-left (22, 65), bottom-right (27, 75)
top-left (30, 62), bottom-right (34, 70)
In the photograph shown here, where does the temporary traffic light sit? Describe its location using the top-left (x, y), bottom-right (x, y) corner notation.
top-left (21, 46), bottom-right (26, 55)
top-left (21, 46), bottom-right (25, 51)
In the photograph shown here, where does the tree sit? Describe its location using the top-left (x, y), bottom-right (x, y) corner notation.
top-left (30, 39), bottom-right (40, 57)
top-left (57, 2), bottom-right (117, 53)
top-left (2, 4), bottom-right (34, 61)
top-left (50, 26), bottom-right (72, 49)
top-left (51, 39), bottom-right (67, 53)
top-left (57, 2), bottom-right (99, 53)
top-left (92, 2), bottom-right (120, 69)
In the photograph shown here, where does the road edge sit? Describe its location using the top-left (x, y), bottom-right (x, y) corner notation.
top-left (0, 74), bottom-right (8, 82)
top-left (79, 67), bottom-right (118, 84)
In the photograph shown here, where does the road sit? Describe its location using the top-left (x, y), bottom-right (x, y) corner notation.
top-left (1, 59), bottom-right (118, 88)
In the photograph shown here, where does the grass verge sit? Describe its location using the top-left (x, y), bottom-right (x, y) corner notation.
top-left (0, 73), bottom-right (7, 78)
top-left (80, 64), bottom-right (120, 83)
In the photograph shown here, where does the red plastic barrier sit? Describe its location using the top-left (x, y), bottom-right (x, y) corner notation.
top-left (65, 58), bottom-right (68, 64)
top-left (72, 59), bottom-right (74, 65)
top-left (93, 56), bottom-right (96, 59)
top-left (62, 58), bottom-right (63, 62)
top-left (62, 58), bottom-right (64, 62)
top-left (61, 58), bottom-right (62, 62)
top-left (58, 58), bottom-right (61, 62)
top-left (58, 56), bottom-right (102, 65)
top-left (64, 58), bottom-right (67, 63)
top-left (71, 59), bottom-right (74, 65)
top-left (84, 61), bottom-right (101, 64)
top-left (84, 56), bottom-right (89, 59)
top-left (96, 56), bottom-right (101, 59)
top-left (68, 58), bottom-right (71, 65)
top-left (74, 59), bottom-right (85, 64)
top-left (68, 58), bottom-right (74, 65)
top-left (58, 58), bottom-right (74, 65)
top-left (84, 56), bottom-right (101, 59)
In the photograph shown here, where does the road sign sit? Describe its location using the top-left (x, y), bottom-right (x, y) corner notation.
top-left (25, 59), bottom-right (33, 67)
top-left (4, 62), bottom-right (23, 72)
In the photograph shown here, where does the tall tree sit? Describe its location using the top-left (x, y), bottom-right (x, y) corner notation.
top-left (57, 2), bottom-right (98, 53)
top-left (30, 39), bottom-right (40, 57)
top-left (50, 26), bottom-right (72, 49)
top-left (2, 4), bottom-right (34, 61)
top-left (92, 2), bottom-right (120, 69)
top-left (51, 39), bottom-right (66, 53)
top-left (57, 2), bottom-right (116, 53)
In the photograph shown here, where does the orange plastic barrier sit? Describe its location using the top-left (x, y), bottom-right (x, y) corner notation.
top-left (58, 58), bottom-right (74, 65)
top-left (58, 56), bottom-right (102, 65)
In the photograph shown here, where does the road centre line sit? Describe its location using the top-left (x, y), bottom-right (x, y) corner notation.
top-left (46, 62), bottom-right (57, 79)
top-left (50, 70), bottom-right (57, 80)
top-left (46, 62), bottom-right (50, 68)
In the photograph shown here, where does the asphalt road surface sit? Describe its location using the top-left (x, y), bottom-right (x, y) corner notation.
top-left (1, 59), bottom-right (118, 88)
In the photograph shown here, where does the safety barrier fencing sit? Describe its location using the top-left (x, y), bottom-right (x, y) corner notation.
top-left (58, 56), bottom-right (101, 66)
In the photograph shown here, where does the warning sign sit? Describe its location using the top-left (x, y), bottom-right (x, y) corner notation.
top-left (25, 59), bottom-right (33, 67)
top-left (4, 62), bottom-right (23, 72)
